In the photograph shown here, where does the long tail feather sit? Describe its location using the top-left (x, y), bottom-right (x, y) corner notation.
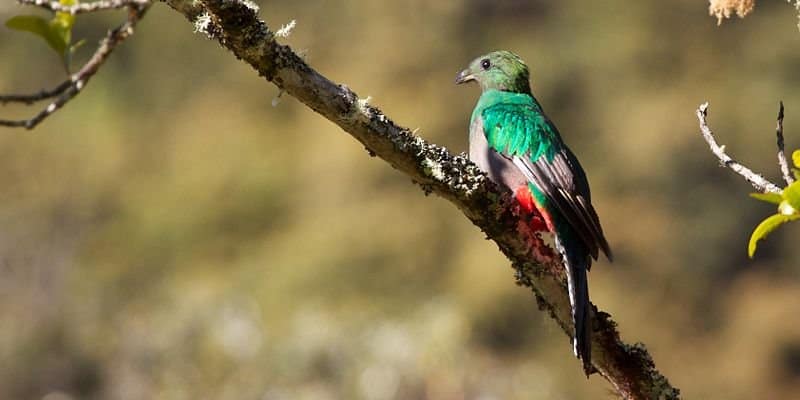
top-left (554, 234), bottom-right (592, 375)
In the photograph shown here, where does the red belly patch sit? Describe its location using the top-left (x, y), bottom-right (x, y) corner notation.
top-left (514, 186), bottom-right (548, 232)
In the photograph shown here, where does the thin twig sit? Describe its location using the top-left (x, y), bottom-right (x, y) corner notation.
top-left (0, 4), bottom-right (150, 129)
top-left (0, 81), bottom-right (73, 105)
top-left (696, 102), bottom-right (782, 193)
top-left (776, 101), bottom-right (794, 185)
top-left (17, 0), bottom-right (150, 14)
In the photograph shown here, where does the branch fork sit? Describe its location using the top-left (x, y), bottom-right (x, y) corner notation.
top-left (696, 102), bottom-right (787, 193)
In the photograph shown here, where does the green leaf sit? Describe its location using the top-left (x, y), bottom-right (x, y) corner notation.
top-left (793, 150), bottom-right (800, 169)
top-left (6, 15), bottom-right (69, 56)
top-left (5, 15), bottom-right (48, 35)
top-left (748, 213), bottom-right (800, 258)
top-left (749, 192), bottom-right (783, 205)
top-left (6, 15), bottom-right (56, 48)
top-left (50, 15), bottom-right (74, 52)
top-left (784, 181), bottom-right (800, 211)
top-left (6, 0), bottom-right (80, 72)
top-left (51, 0), bottom-right (78, 50)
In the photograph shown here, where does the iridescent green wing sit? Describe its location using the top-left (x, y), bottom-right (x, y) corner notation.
top-left (481, 97), bottom-right (560, 163)
top-left (481, 98), bottom-right (613, 261)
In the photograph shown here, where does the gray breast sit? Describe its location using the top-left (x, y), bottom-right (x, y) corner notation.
top-left (469, 116), bottom-right (528, 190)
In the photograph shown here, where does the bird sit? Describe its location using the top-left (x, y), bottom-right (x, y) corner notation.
top-left (456, 50), bottom-right (612, 374)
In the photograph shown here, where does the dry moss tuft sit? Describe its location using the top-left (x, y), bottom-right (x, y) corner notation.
top-left (709, 0), bottom-right (755, 25)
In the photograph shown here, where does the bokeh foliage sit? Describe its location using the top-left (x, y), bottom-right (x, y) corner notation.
top-left (1, 1), bottom-right (799, 399)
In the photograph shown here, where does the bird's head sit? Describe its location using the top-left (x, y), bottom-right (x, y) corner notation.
top-left (455, 50), bottom-right (531, 94)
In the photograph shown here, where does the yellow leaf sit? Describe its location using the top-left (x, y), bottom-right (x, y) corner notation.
top-left (748, 213), bottom-right (800, 258)
top-left (785, 181), bottom-right (800, 211)
top-left (749, 192), bottom-right (783, 205)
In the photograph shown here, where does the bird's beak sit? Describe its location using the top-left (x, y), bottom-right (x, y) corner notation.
top-left (455, 69), bottom-right (475, 85)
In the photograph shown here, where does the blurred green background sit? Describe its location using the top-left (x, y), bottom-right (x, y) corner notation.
top-left (1, 1), bottom-right (800, 399)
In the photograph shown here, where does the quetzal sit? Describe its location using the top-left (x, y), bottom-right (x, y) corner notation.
top-left (456, 50), bottom-right (612, 373)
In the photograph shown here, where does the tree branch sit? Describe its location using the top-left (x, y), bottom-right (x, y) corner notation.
top-left (776, 101), bottom-right (794, 185)
top-left (0, 80), bottom-right (73, 105)
top-left (0, 2), bottom-right (150, 129)
top-left (696, 102), bottom-right (783, 193)
top-left (154, 1), bottom-right (680, 398)
top-left (17, 0), bottom-right (151, 14)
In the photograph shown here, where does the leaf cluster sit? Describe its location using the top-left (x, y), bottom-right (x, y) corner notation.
top-left (5, 0), bottom-right (85, 73)
top-left (748, 150), bottom-right (800, 257)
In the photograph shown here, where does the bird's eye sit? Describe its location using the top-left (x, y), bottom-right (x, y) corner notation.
top-left (480, 59), bottom-right (491, 70)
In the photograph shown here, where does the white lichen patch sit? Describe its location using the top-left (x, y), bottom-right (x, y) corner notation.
top-left (240, 0), bottom-right (260, 12)
top-left (422, 158), bottom-right (445, 181)
top-left (275, 20), bottom-right (296, 38)
top-left (356, 96), bottom-right (372, 115)
top-left (779, 200), bottom-right (796, 216)
top-left (790, 0), bottom-right (800, 30)
top-left (194, 12), bottom-right (212, 35)
top-left (272, 89), bottom-right (285, 107)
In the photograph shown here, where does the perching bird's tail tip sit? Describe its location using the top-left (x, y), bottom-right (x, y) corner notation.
top-left (602, 242), bottom-right (614, 263)
top-left (575, 340), bottom-right (594, 377)
top-left (581, 358), bottom-right (594, 378)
